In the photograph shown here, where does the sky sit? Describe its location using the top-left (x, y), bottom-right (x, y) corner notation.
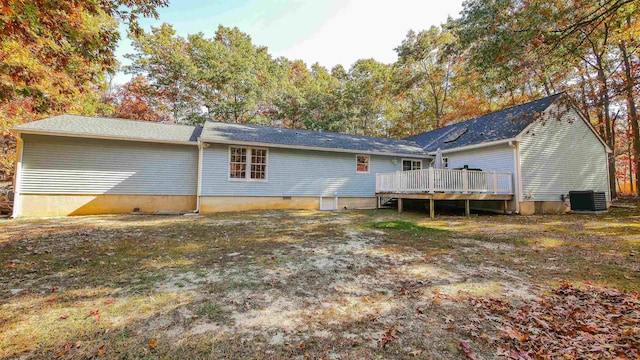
top-left (114, 0), bottom-right (465, 84)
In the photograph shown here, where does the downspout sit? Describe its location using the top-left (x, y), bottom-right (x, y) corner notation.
top-left (12, 133), bottom-right (24, 218)
top-left (509, 141), bottom-right (521, 214)
top-left (194, 139), bottom-right (204, 213)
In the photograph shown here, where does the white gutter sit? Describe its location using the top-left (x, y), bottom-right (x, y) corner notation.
top-left (199, 138), bottom-right (430, 159)
top-left (11, 133), bottom-right (24, 218)
top-left (194, 139), bottom-right (204, 213)
top-left (427, 138), bottom-right (516, 155)
top-left (16, 130), bottom-right (197, 146)
top-left (509, 140), bottom-right (521, 214)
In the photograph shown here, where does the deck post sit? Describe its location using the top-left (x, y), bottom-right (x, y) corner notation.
top-left (504, 199), bottom-right (508, 214)
top-left (429, 198), bottom-right (435, 219)
top-left (465, 199), bottom-right (470, 216)
top-left (398, 198), bottom-right (403, 213)
top-left (376, 196), bottom-right (380, 209)
top-left (428, 167), bottom-right (435, 193)
top-left (462, 169), bottom-right (468, 194)
top-left (493, 172), bottom-right (498, 194)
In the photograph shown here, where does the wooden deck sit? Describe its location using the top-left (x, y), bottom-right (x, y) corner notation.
top-left (375, 168), bottom-right (514, 218)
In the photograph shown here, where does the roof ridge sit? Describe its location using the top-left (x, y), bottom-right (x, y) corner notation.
top-left (55, 114), bottom-right (197, 129)
top-left (205, 120), bottom-right (416, 144)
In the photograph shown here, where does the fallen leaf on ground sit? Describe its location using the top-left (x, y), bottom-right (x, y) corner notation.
top-left (471, 283), bottom-right (640, 358)
top-left (459, 340), bottom-right (477, 360)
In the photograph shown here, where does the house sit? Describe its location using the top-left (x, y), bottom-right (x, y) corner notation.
top-left (402, 93), bottom-right (611, 215)
top-left (11, 115), bottom-right (427, 217)
top-left (11, 93), bottom-right (610, 217)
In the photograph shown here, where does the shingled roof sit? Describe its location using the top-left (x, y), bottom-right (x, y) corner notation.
top-left (15, 115), bottom-right (427, 156)
top-left (200, 121), bottom-right (426, 156)
top-left (14, 115), bottom-right (202, 144)
top-left (406, 93), bottom-right (564, 152)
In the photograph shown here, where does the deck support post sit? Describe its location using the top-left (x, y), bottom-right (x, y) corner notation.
top-left (398, 198), bottom-right (403, 213)
top-left (465, 199), bottom-right (470, 217)
top-left (376, 197), bottom-right (380, 209)
top-left (429, 199), bottom-right (435, 219)
top-left (428, 167), bottom-right (435, 193)
top-left (504, 200), bottom-right (508, 214)
top-left (462, 169), bottom-right (468, 194)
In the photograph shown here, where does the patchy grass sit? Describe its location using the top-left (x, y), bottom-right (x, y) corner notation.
top-left (0, 201), bottom-right (638, 359)
top-left (372, 220), bottom-right (450, 234)
top-left (196, 302), bottom-right (225, 322)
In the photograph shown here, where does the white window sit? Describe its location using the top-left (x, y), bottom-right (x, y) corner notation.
top-left (229, 146), bottom-right (268, 181)
top-left (250, 148), bottom-right (267, 180)
top-left (356, 154), bottom-right (370, 173)
top-left (402, 159), bottom-right (422, 171)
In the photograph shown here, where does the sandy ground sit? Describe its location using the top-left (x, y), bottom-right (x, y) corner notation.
top-left (1, 204), bottom-right (638, 359)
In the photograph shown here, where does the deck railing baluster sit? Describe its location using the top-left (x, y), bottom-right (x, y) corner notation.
top-left (376, 169), bottom-right (513, 195)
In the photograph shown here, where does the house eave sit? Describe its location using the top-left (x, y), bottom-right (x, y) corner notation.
top-left (200, 138), bottom-right (431, 158)
top-left (13, 129), bottom-right (198, 146)
top-left (426, 138), bottom-right (517, 155)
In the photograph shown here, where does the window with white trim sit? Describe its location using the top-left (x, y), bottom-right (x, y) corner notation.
top-left (356, 154), bottom-right (370, 173)
top-left (250, 148), bottom-right (267, 180)
top-left (229, 146), bottom-right (268, 181)
top-left (402, 159), bottom-right (422, 171)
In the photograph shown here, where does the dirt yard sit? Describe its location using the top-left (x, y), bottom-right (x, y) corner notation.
top-left (1, 201), bottom-right (639, 359)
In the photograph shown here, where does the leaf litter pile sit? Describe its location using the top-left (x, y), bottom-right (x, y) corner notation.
top-left (471, 283), bottom-right (640, 359)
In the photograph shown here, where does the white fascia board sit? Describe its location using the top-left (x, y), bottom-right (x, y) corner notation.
top-left (426, 138), bottom-right (516, 155)
top-left (14, 130), bottom-right (197, 146)
top-left (199, 138), bottom-right (432, 158)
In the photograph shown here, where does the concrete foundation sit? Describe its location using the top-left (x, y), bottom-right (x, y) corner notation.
top-left (199, 196), bottom-right (377, 213)
top-left (16, 194), bottom-right (197, 217)
top-left (519, 201), bottom-right (570, 215)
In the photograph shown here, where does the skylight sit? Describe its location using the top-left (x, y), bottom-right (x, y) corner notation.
top-left (443, 127), bottom-right (467, 143)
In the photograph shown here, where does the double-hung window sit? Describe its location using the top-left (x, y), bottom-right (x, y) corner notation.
top-left (402, 159), bottom-right (422, 171)
top-left (229, 146), bottom-right (268, 181)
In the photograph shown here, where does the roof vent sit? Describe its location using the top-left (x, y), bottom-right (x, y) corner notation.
top-left (444, 127), bottom-right (467, 143)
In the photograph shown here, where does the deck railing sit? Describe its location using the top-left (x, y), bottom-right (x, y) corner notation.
top-left (376, 168), bottom-right (513, 195)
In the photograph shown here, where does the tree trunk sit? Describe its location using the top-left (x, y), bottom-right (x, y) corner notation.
top-left (594, 69), bottom-right (616, 198)
top-left (620, 40), bottom-right (640, 195)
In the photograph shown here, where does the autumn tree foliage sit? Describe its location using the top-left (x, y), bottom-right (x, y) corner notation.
top-left (0, 0), bottom-right (168, 180)
top-left (110, 75), bottom-right (170, 122)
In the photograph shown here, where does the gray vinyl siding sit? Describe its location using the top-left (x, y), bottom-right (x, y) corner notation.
top-left (445, 144), bottom-right (515, 174)
top-left (519, 106), bottom-right (610, 202)
top-left (201, 144), bottom-right (417, 197)
top-left (20, 134), bottom-right (197, 195)
top-left (444, 145), bottom-right (516, 193)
